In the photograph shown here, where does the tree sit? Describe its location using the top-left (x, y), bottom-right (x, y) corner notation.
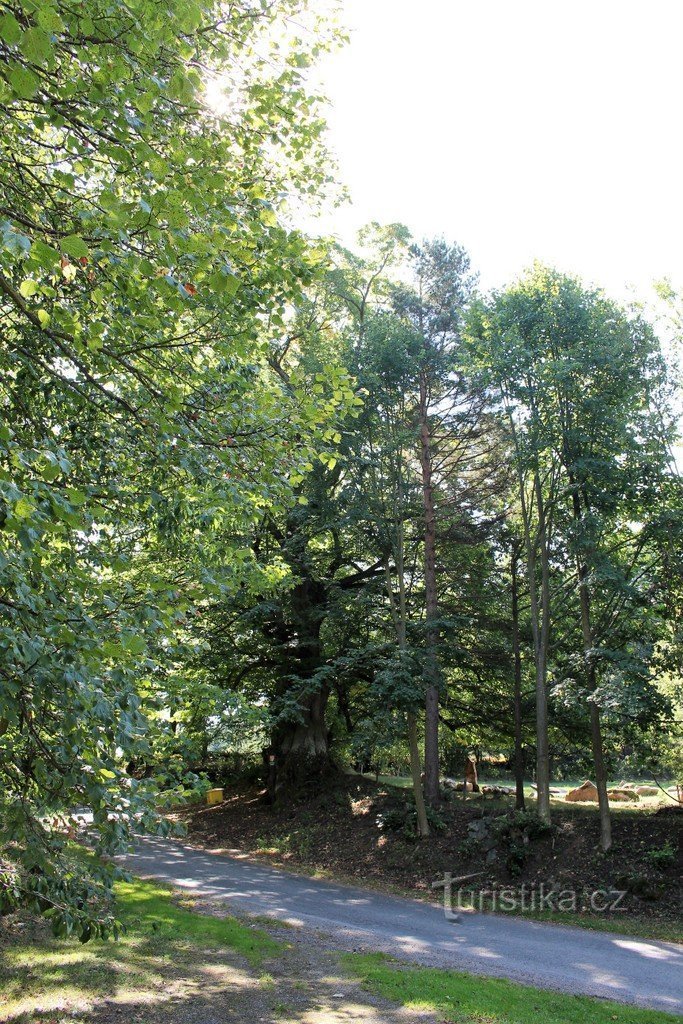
top-left (468, 265), bottom-right (679, 846)
top-left (0, 0), bottom-right (346, 935)
top-left (389, 240), bottom-right (478, 803)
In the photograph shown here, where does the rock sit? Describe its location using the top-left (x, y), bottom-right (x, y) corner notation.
top-left (481, 785), bottom-right (514, 798)
top-left (467, 819), bottom-right (489, 838)
top-left (607, 788), bottom-right (639, 802)
top-left (485, 847), bottom-right (498, 864)
top-left (618, 781), bottom-right (637, 789)
top-left (635, 786), bottom-right (659, 797)
top-left (565, 780), bottom-right (599, 802)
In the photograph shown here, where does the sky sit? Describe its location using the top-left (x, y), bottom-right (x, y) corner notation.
top-left (308, 0), bottom-right (683, 303)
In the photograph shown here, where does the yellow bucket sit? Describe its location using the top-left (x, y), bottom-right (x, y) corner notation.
top-left (206, 787), bottom-right (223, 805)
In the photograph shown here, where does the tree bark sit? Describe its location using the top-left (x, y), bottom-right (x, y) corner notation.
top-left (418, 371), bottom-right (441, 806)
top-left (506, 410), bottom-right (552, 824)
top-left (571, 489), bottom-right (612, 852)
top-left (533, 472), bottom-right (552, 822)
top-left (511, 542), bottom-right (526, 811)
top-left (384, 553), bottom-right (430, 838)
top-left (274, 685), bottom-right (330, 789)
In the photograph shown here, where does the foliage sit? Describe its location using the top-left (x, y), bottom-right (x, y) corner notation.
top-left (375, 799), bottom-right (446, 841)
top-left (0, 0), bottom-right (351, 933)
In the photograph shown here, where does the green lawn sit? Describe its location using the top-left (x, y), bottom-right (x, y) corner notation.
top-left (345, 952), bottom-right (681, 1024)
top-left (0, 875), bottom-right (281, 1021)
top-left (112, 876), bottom-right (281, 963)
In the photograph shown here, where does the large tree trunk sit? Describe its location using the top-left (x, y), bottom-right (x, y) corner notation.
top-left (418, 372), bottom-right (441, 806)
top-left (271, 576), bottom-right (332, 793)
top-left (511, 543), bottom-right (526, 811)
top-left (274, 685), bottom-right (331, 790)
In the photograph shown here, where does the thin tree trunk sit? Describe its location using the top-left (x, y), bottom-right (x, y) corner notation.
top-left (534, 471), bottom-right (552, 823)
top-left (384, 549), bottom-right (430, 838)
top-left (505, 410), bottom-right (551, 823)
top-left (571, 490), bottom-right (612, 851)
top-left (408, 712), bottom-right (430, 837)
top-left (511, 542), bottom-right (526, 811)
top-left (418, 371), bottom-right (441, 806)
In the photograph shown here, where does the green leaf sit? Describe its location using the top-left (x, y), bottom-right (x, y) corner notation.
top-left (0, 13), bottom-right (22, 45)
top-left (19, 280), bottom-right (39, 298)
top-left (20, 28), bottom-right (53, 64)
top-left (60, 236), bottom-right (90, 260)
top-left (66, 488), bottom-right (87, 506)
top-left (14, 497), bottom-right (35, 520)
top-left (208, 269), bottom-right (240, 296)
top-left (36, 7), bottom-right (64, 33)
top-left (8, 66), bottom-right (39, 99)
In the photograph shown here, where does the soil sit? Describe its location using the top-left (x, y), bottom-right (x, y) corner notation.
top-left (178, 774), bottom-right (682, 934)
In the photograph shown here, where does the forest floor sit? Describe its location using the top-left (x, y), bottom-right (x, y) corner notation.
top-left (2, 872), bottom-right (680, 1024)
top-left (177, 773), bottom-right (682, 943)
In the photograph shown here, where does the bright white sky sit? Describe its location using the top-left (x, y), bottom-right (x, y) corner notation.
top-left (309, 0), bottom-right (683, 302)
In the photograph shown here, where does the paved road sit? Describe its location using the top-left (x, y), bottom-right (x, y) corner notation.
top-left (117, 836), bottom-right (683, 1015)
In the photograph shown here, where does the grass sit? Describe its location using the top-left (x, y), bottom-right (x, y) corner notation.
top-left (113, 875), bottom-right (281, 963)
top-left (0, 874), bottom-right (282, 1021)
top-left (345, 952), bottom-right (681, 1024)
top-left (483, 906), bottom-right (682, 944)
top-left (365, 773), bottom-right (676, 801)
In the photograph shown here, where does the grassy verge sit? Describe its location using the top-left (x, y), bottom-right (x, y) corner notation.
top-left (113, 875), bottom-right (281, 962)
top-left (0, 875), bottom-right (281, 1021)
top-left (345, 952), bottom-right (681, 1024)
top-left (486, 907), bottom-right (682, 944)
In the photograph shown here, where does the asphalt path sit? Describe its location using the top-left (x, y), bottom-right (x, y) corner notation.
top-left (116, 835), bottom-right (683, 1015)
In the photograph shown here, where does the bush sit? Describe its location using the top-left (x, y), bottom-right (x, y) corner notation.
top-left (643, 841), bottom-right (676, 870)
top-left (376, 800), bottom-right (445, 840)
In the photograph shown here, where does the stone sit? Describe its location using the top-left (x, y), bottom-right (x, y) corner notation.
top-left (565, 780), bottom-right (599, 803)
top-left (607, 788), bottom-right (639, 802)
top-left (481, 785), bottom-right (514, 798)
top-left (635, 786), bottom-right (659, 797)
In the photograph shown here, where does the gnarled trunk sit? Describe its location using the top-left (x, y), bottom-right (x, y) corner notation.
top-left (271, 576), bottom-right (332, 793)
top-left (274, 685), bottom-right (331, 790)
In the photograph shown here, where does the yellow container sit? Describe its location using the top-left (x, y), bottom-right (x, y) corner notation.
top-left (206, 787), bottom-right (223, 805)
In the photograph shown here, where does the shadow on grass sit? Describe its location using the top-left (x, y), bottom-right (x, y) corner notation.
top-left (0, 875), bottom-right (280, 1024)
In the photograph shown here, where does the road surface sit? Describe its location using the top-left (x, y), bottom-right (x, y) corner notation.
top-left (117, 835), bottom-right (683, 1015)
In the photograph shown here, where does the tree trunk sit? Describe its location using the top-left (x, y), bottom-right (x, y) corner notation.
top-left (274, 685), bottom-right (330, 790)
top-left (408, 712), bottom-right (430, 837)
top-left (506, 409), bottom-right (552, 824)
top-left (511, 543), bottom-right (526, 811)
top-left (272, 575), bottom-right (332, 793)
top-left (532, 471), bottom-right (552, 822)
top-left (571, 490), bottom-right (612, 852)
top-left (418, 371), bottom-right (441, 806)
top-left (384, 552), bottom-right (429, 838)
